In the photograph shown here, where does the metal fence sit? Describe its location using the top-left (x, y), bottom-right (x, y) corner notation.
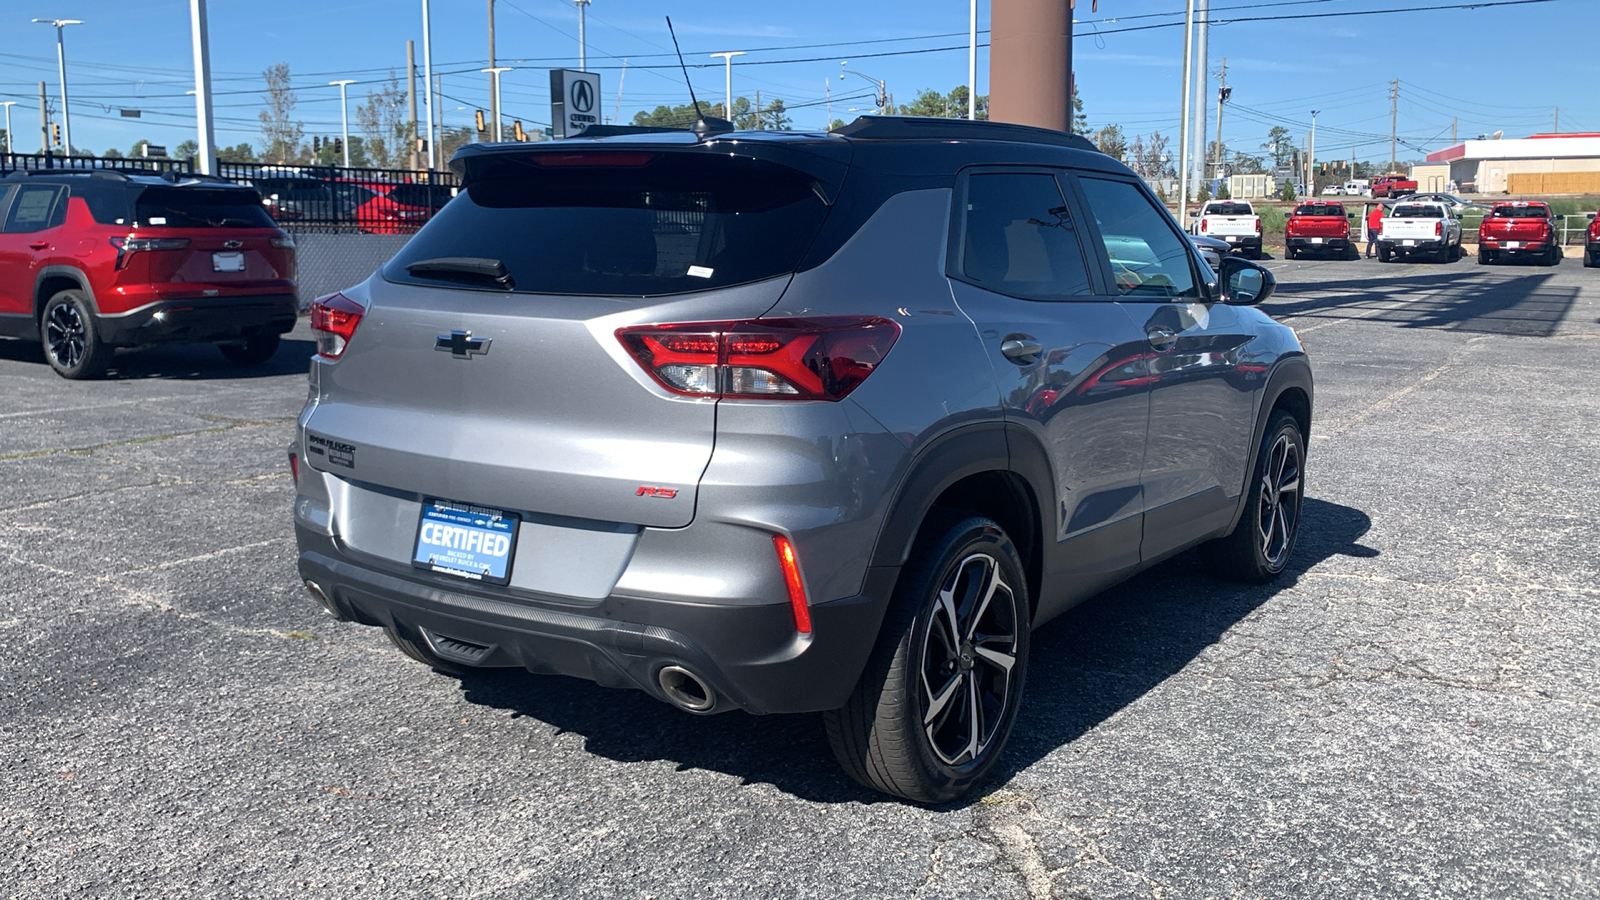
top-left (0, 153), bottom-right (459, 233)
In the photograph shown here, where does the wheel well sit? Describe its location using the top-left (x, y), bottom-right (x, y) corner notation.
top-left (924, 470), bottom-right (1043, 617)
top-left (35, 274), bottom-right (86, 323)
top-left (1272, 385), bottom-right (1311, 438)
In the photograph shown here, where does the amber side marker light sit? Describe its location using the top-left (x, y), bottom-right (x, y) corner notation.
top-left (773, 534), bottom-right (811, 634)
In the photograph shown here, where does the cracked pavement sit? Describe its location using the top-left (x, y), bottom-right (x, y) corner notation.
top-left (1, 255), bottom-right (1597, 898)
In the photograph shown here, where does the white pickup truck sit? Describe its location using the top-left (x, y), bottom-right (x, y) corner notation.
top-left (1377, 200), bottom-right (1462, 263)
top-left (1187, 200), bottom-right (1262, 258)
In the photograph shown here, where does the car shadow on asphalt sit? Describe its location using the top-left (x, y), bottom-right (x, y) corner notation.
top-left (1268, 267), bottom-right (1579, 337)
top-left (0, 337), bottom-right (316, 380)
top-left (451, 496), bottom-right (1374, 807)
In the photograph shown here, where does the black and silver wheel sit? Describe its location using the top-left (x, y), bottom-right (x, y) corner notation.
top-left (218, 334), bottom-right (281, 365)
top-left (1203, 410), bottom-right (1305, 582)
top-left (825, 514), bottom-right (1029, 803)
top-left (40, 289), bottom-right (111, 380)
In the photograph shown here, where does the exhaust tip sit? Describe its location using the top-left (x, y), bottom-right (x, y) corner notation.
top-left (303, 580), bottom-right (339, 617)
top-left (657, 665), bottom-right (716, 713)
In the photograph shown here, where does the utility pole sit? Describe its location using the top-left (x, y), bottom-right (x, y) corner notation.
top-left (435, 73), bottom-right (443, 154)
top-left (1177, 0), bottom-right (1196, 216)
top-left (574, 0), bottom-right (591, 71)
top-left (1452, 116), bottom-right (1457, 144)
top-left (967, 0), bottom-right (977, 120)
top-left (422, 0), bottom-right (436, 170)
top-left (189, 0), bottom-right (217, 175)
top-left (1553, 107), bottom-right (1559, 133)
top-left (34, 19), bottom-right (83, 156)
top-left (1389, 78), bottom-right (1399, 172)
top-left (1191, 0), bottom-right (1209, 196)
top-left (1309, 109), bottom-right (1319, 195)
top-left (1213, 58), bottom-right (1227, 181)
top-left (488, 0), bottom-right (499, 137)
top-left (2, 102), bottom-right (16, 154)
top-left (39, 82), bottom-right (49, 155)
top-left (331, 80), bottom-right (356, 167)
top-left (407, 40), bottom-right (419, 170)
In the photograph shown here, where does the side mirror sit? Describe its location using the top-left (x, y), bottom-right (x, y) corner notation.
top-left (1218, 256), bottom-right (1274, 306)
top-left (1188, 209), bottom-right (1199, 217)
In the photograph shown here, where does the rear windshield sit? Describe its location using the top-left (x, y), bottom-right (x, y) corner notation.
top-left (1392, 204), bottom-right (1443, 219)
top-left (1293, 203), bottom-right (1344, 216)
top-left (135, 187), bottom-right (275, 228)
top-left (1207, 203), bottom-right (1253, 216)
top-left (254, 179), bottom-right (330, 201)
top-left (386, 183), bottom-right (454, 209)
top-left (385, 153), bottom-right (829, 296)
top-left (1493, 205), bottom-right (1546, 218)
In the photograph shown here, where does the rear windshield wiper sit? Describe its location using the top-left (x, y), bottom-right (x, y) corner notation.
top-left (404, 257), bottom-right (515, 290)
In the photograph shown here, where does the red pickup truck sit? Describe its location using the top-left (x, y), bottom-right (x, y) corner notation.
top-left (1478, 201), bottom-right (1562, 266)
top-left (1583, 210), bottom-right (1598, 268)
top-left (1285, 201), bottom-right (1356, 259)
top-left (1371, 174), bottom-right (1418, 198)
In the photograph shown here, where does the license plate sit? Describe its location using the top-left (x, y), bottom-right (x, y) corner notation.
top-left (1224, 235), bottom-right (1238, 242)
top-left (212, 251), bottom-right (245, 272)
top-left (413, 502), bottom-right (518, 584)
top-left (1311, 237), bottom-right (1324, 244)
top-left (1403, 240), bottom-right (1416, 246)
top-left (1507, 241), bottom-right (1522, 249)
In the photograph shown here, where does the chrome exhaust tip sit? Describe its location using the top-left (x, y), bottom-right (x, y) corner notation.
top-left (303, 580), bottom-right (338, 617)
top-left (657, 665), bottom-right (716, 713)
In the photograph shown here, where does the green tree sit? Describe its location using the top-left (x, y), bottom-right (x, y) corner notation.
top-left (1262, 125), bottom-right (1294, 168)
top-left (102, 148), bottom-right (124, 159)
top-left (173, 139), bottom-right (198, 161)
top-left (128, 139), bottom-right (153, 158)
top-left (1094, 124), bottom-right (1127, 161)
top-left (898, 86), bottom-right (989, 120)
top-left (1279, 180), bottom-right (1296, 201)
top-left (633, 102), bottom-right (702, 129)
top-left (1071, 84), bottom-right (1087, 135)
top-left (218, 142), bottom-right (257, 162)
top-left (1196, 183), bottom-right (1211, 204)
top-left (1232, 153), bottom-right (1268, 175)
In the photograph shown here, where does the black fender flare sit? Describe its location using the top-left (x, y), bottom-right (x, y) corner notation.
top-left (1223, 353), bottom-right (1314, 535)
top-left (33, 265), bottom-right (99, 320)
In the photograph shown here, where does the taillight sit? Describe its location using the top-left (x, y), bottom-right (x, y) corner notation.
top-left (270, 236), bottom-right (296, 249)
top-left (109, 235), bottom-right (190, 270)
top-left (773, 534), bottom-right (811, 634)
top-left (1255, 218), bottom-right (1262, 233)
top-left (1435, 221), bottom-right (1443, 237)
top-left (617, 317), bottom-right (900, 401)
top-left (1199, 218), bottom-right (1209, 233)
top-left (288, 450), bottom-right (299, 483)
top-left (310, 292), bottom-right (365, 360)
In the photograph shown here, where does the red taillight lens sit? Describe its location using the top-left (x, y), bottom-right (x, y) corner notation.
top-left (1255, 218), bottom-right (1262, 233)
top-left (288, 450), bottom-right (299, 483)
top-left (773, 534), bottom-right (811, 634)
top-left (1435, 221), bottom-right (1443, 237)
top-left (1199, 218), bottom-right (1208, 233)
top-left (310, 292), bottom-right (366, 360)
top-left (617, 317), bottom-right (900, 401)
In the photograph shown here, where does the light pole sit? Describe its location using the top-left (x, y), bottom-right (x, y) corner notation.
top-left (1308, 109), bottom-right (1319, 195)
top-left (32, 19), bottom-right (82, 155)
top-left (330, 80), bottom-right (357, 167)
top-left (482, 67), bottom-right (512, 141)
top-left (0, 102), bottom-right (15, 153)
top-left (968, 0), bottom-right (977, 120)
top-left (709, 51), bottom-right (746, 120)
top-left (574, 0), bottom-right (591, 70)
top-left (840, 65), bottom-right (889, 114)
top-left (422, 0), bottom-right (436, 169)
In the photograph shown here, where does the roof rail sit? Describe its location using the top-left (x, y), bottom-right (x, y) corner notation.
top-left (830, 115), bottom-right (1101, 154)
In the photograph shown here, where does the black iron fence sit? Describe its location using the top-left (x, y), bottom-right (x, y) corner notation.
top-left (0, 152), bottom-right (459, 233)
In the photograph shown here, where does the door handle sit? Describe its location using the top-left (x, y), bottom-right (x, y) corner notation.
top-left (1147, 327), bottom-right (1178, 352)
top-left (1000, 335), bottom-right (1043, 365)
top-left (29, 241), bottom-right (49, 250)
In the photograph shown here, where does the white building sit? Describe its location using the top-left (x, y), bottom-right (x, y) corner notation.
top-left (1426, 133), bottom-right (1600, 194)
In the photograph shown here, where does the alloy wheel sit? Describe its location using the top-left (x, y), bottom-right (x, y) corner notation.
top-left (1256, 432), bottom-right (1303, 569)
top-left (46, 303), bottom-right (86, 370)
top-left (919, 552), bottom-right (1020, 767)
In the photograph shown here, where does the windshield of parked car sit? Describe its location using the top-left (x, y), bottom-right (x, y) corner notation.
top-left (385, 152), bottom-right (828, 296)
top-left (134, 187), bottom-right (276, 228)
top-left (1493, 205), bottom-right (1547, 218)
top-left (1207, 203), bottom-right (1253, 216)
top-left (1393, 204), bottom-right (1443, 219)
top-left (1293, 203), bottom-right (1345, 216)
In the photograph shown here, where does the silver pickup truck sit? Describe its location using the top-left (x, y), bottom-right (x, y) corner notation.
top-left (1378, 200), bottom-right (1462, 263)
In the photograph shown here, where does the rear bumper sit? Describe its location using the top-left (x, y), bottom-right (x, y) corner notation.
top-left (296, 527), bottom-right (894, 715)
top-left (1286, 236), bottom-right (1349, 251)
top-left (1379, 238), bottom-right (1447, 252)
top-left (1478, 239), bottom-right (1550, 254)
top-left (96, 295), bottom-right (298, 346)
top-left (1213, 234), bottom-right (1261, 252)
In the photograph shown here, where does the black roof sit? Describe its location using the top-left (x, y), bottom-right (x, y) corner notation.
top-left (0, 168), bottom-right (245, 189)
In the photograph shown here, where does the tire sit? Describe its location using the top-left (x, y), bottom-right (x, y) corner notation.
top-left (1201, 410), bottom-right (1306, 583)
top-left (1436, 244), bottom-right (1451, 264)
top-left (1584, 249), bottom-right (1598, 268)
top-left (40, 289), bottom-right (112, 380)
top-left (383, 626), bottom-right (471, 678)
top-left (1285, 247), bottom-right (1298, 260)
top-left (218, 334), bottom-right (281, 365)
top-left (824, 513), bottom-right (1030, 803)
top-left (1377, 247), bottom-right (1391, 263)
top-left (1479, 248), bottom-right (1491, 265)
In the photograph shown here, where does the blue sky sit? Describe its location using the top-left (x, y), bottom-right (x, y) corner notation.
top-left (1, 0), bottom-right (1594, 164)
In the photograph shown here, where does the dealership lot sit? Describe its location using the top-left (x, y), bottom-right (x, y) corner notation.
top-left (2, 257), bottom-right (1596, 897)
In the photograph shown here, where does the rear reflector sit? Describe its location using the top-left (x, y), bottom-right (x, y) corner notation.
top-left (288, 450), bottom-right (299, 483)
top-left (617, 317), bottom-right (900, 401)
top-left (310, 292), bottom-right (365, 360)
top-left (773, 535), bottom-right (811, 634)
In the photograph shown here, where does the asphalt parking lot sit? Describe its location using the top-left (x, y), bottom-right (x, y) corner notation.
top-left (3, 253), bottom-right (1597, 898)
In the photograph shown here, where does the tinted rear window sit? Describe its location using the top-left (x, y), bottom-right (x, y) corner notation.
top-left (135, 187), bottom-right (276, 228)
top-left (1493, 205), bottom-right (1547, 218)
top-left (387, 184), bottom-right (453, 209)
top-left (1207, 203), bottom-right (1253, 216)
top-left (1392, 204), bottom-right (1443, 219)
top-left (386, 153), bottom-right (829, 296)
top-left (1293, 203), bottom-right (1344, 216)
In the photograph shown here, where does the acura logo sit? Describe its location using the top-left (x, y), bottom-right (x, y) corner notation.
top-left (436, 330), bottom-right (491, 359)
top-left (571, 79), bottom-right (594, 113)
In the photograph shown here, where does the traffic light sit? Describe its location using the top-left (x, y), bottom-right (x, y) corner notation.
top-left (475, 109), bottom-right (486, 133)
top-left (313, 135), bottom-right (321, 152)
top-left (51, 122), bottom-right (61, 146)
top-left (513, 120), bottom-right (525, 142)
top-left (332, 137), bottom-right (343, 157)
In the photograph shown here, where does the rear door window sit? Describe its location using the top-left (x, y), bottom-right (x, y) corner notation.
top-left (385, 152), bottom-right (830, 296)
top-left (955, 171), bottom-right (1093, 300)
top-left (387, 184), bottom-right (452, 209)
top-left (135, 188), bottom-right (275, 228)
top-left (1075, 176), bottom-right (1199, 300)
top-left (3, 185), bottom-right (63, 233)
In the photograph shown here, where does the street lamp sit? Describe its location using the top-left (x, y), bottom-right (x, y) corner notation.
top-left (840, 64), bottom-right (889, 114)
top-left (1309, 109), bottom-right (1320, 195)
top-left (574, 0), bottom-right (591, 71)
top-left (0, 101), bottom-right (15, 153)
top-left (482, 67), bottom-right (512, 141)
top-left (32, 19), bottom-right (83, 155)
top-left (330, 80), bottom-right (357, 167)
top-left (709, 51), bottom-right (746, 120)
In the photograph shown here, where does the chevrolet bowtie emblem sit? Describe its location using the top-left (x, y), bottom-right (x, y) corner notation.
top-left (436, 330), bottom-right (491, 359)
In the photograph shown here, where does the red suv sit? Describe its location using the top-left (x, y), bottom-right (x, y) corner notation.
top-left (0, 171), bottom-right (298, 379)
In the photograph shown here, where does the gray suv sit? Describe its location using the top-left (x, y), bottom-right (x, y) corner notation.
top-left (292, 117), bottom-right (1312, 802)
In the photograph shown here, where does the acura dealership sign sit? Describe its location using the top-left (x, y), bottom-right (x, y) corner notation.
top-left (550, 69), bottom-right (602, 139)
